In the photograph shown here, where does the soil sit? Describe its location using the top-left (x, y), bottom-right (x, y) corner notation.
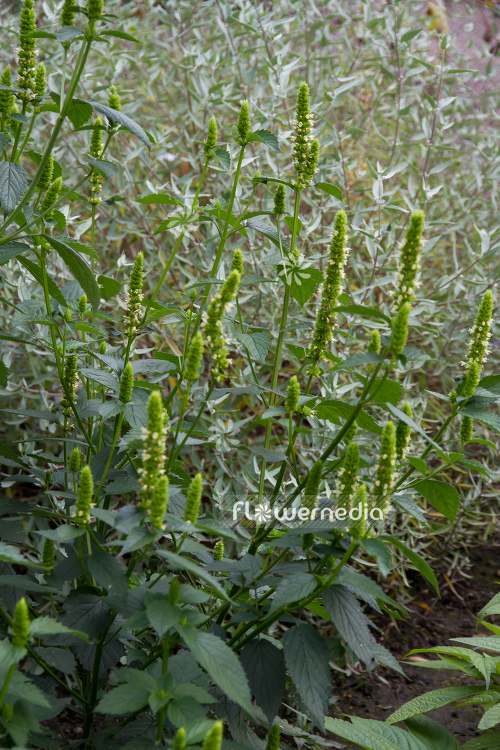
top-left (333, 541), bottom-right (500, 744)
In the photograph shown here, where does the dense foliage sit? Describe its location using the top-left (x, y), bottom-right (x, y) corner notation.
top-left (0, 0), bottom-right (499, 748)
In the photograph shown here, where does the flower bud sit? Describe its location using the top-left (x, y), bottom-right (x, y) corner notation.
top-left (149, 475), bottom-right (168, 530)
top-left (303, 459), bottom-right (322, 511)
top-left (343, 419), bottom-right (358, 446)
top-left (108, 84), bottom-right (121, 111)
top-left (125, 252), bottom-right (144, 336)
top-left (390, 301), bottom-right (411, 356)
top-left (38, 153), bottom-right (54, 192)
top-left (63, 308), bottom-right (72, 323)
top-left (78, 293), bottom-right (88, 315)
top-left (61, 354), bottom-right (78, 419)
top-left (61, 0), bottom-right (75, 26)
top-left (89, 117), bottom-right (104, 203)
top-left (337, 441), bottom-right (359, 509)
top-left (173, 728), bottom-right (186, 750)
top-left (203, 270), bottom-right (240, 381)
top-left (266, 725), bottom-right (280, 750)
top-left (368, 329), bottom-right (381, 355)
top-left (87, 0), bottom-right (104, 21)
top-left (213, 540), bottom-right (224, 561)
top-left (99, 341), bottom-right (107, 354)
top-left (40, 177), bottom-right (63, 220)
top-left (0, 66), bottom-right (15, 120)
top-left (11, 597), bottom-right (30, 648)
top-left (462, 360), bottom-right (481, 400)
top-left (273, 184), bottom-right (286, 214)
top-left (168, 576), bottom-right (180, 605)
top-left (286, 375), bottom-right (300, 412)
top-left (18, 0), bottom-right (38, 99)
top-left (395, 402), bottom-right (412, 462)
top-left (350, 484), bottom-right (368, 539)
top-left (75, 465), bottom-right (93, 524)
top-left (465, 290), bottom-right (493, 370)
top-left (204, 115), bottom-right (218, 157)
top-left (34, 62), bottom-right (46, 97)
top-left (460, 415), bottom-right (473, 445)
top-left (138, 391), bottom-right (166, 509)
top-left (393, 210), bottom-right (424, 308)
top-left (292, 82), bottom-right (318, 189)
top-left (68, 447), bottom-right (82, 472)
top-left (237, 100), bottom-right (250, 144)
top-left (42, 538), bottom-right (55, 574)
top-left (119, 363), bottom-right (134, 404)
top-left (184, 473), bottom-right (203, 524)
top-left (45, 469), bottom-right (52, 484)
top-left (203, 721), bottom-right (223, 750)
top-left (231, 249), bottom-right (244, 275)
top-left (184, 332), bottom-right (204, 381)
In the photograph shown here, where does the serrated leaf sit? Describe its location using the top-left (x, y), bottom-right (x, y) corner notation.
top-left (0, 241), bottom-right (30, 265)
top-left (97, 681), bottom-right (152, 715)
top-left (61, 593), bottom-right (112, 639)
top-left (215, 148), bottom-right (230, 170)
top-left (131, 359), bottom-right (176, 376)
top-left (89, 100), bottom-right (151, 149)
top-left (30, 616), bottom-right (88, 641)
top-left (245, 219), bottom-right (290, 252)
top-left (98, 274), bottom-right (122, 300)
top-left (412, 479), bottom-right (459, 521)
top-left (461, 406), bottom-right (500, 434)
top-left (87, 156), bottom-right (120, 179)
top-left (0, 162), bottom-right (28, 216)
top-left (100, 29), bottom-right (140, 42)
top-left (380, 536), bottom-right (439, 593)
top-left (56, 26), bottom-right (83, 42)
top-left (248, 129), bottom-right (281, 152)
top-left (335, 304), bottom-right (390, 323)
top-left (240, 639), bottom-right (286, 723)
top-left (316, 400), bottom-right (383, 435)
top-left (315, 182), bottom-right (343, 201)
top-left (270, 573), bottom-right (317, 614)
top-left (325, 716), bottom-right (428, 750)
top-left (80, 367), bottom-right (120, 391)
top-left (44, 236), bottom-right (100, 313)
top-left (146, 600), bottom-right (179, 637)
top-left (462, 733), bottom-right (500, 750)
top-left (235, 330), bottom-right (269, 363)
top-left (86, 550), bottom-right (128, 596)
top-left (0, 542), bottom-right (40, 567)
top-left (282, 623), bottom-right (330, 729)
top-left (323, 584), bottom-right (374, 666)
top-left (136, 192), bottom-right (184, 206)
top-left (68, 98), bottom-right (93, 128)
top-left (387, 686), bottom-right (481, 725)
top-left (287, 267), bottom-right (324, 307)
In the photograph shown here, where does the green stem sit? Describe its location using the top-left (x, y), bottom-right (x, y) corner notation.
top-left (0, 664), bottom-right (15, 708)
top-left (171, 382), bottom-right (215, 460)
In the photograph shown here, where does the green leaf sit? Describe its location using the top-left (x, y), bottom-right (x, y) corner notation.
top-left (187, 632), bottom-right (253, 712)
top-left (380, 536), bottom-right (439, 593)
top-left (157, 551), bottom-right (230, 601)
top-left (97, 681), bottom-right (152, 715)
top-left (325, 716), bottom-right (427, 750)
top-left (131, 359), bottom-right (177, 377)
top-left (270, 572), bottom-right (317, 614)
top-left (315, 182), bottom-right (343, 201)
top-left (44, 236), bottom-right (100, 312)
top-left (371, 642), bottom-right (405, 677)
top-left (67, 98), bottom-right (93, 128)
top-left (316, 400), bottom-right (383, 435)
top-left (335, 304), bottom-right (390, 322)
top-left (463, 733), bottom-right (500, 749)
top-left (136, 192), bottom-right (184, 206)
top-left (0, 640), bottom-right (26, 671)
top-left (461, 406), bottom-right (500, 434)
top-left (100, 29), bottom-right (140, 42)
top-left (56, 25), bottom-right (83, 42)
top-left (80, 367), bottom-right (120, 391)
top-left (98, 274), bottom-right (122, 300)
top-left (248, 129), bottom-right (281, 152)
top-left (287, 266), bottom-right (324, 307)
top-left (282, 623), bottom-right (331, 730)
top-left (215, 148), bottom-right (230, 170)
top-left (30, 616), bottom-right (88, 641)
top-left (87, 156), bottom-right (120, 179)
top-left (60, 593), bottom-right (112, 639)
top-left (404, 715), bottom-right (460, 750)
top-left (245, 219), bottom-right (290, 252)
top-left (412, 479), bottom-right (459, 522)
top-left (0, 542), bottom-right (41, 568)
top-left (17, 256), bottom-right (67, 307)
top-left (386, 686), bottom-right (481, 724)
top-left (0, 361), bottom-right (7, 387)
top-left (248, 446), bottom-right (288, 463)
top-left (323, 584), bottom-right (374, 666)
top-left (146, 599), bottom-right (179, 637)
top-left (89, 100), bottom-right (151, 150)
top-left (0, 162), bottom-right (28, 216)
top-left (235, 330), bottom-right (269, 363)
top-left (240, 639), bottom-right (286, 723)
top-left (86, 550), bottom-right (128, 596)
top-left (0, 241), bottom-right (30, 265)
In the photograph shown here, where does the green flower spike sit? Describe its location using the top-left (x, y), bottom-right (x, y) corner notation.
top-left (125, 251), bottom-right (144, 336)
top-left (303, 459), bottom-right (322, 511)
top-left (40, 177), bottom-right (62, 220)
top-left (213, 540), bottom-right (224, 561)
top-left (395, 402), bottom-right (412, 462)
top-left (394, 210), bottom-right (424, 308)
top-left (68, 447), bottom-right (81, 472)
top-left (61, 0), bottom-right (75, 26)
top-left (203, 270), bottom-right (240, 381)
top-left (292, 82), bottom-right (318, 189)
top-left (286, 375), bottom-right (300, 412)
top-left (63, 308), bottom-right (72, 324)
top-left (390, 301), bottom-right (411, 357)
top-left (42, 538), bottom-right (55, 573)
top-left (343, 419), bottom-right (358, 446)
top-left (184, 331), bottom-right (204, 381)
top-left (337, 441), bottom-right (359, 509)
top-left (460, 415), bottom-right (474, 445)
top-left (184, 473), bottom-right (203, 524)
top-left (273, 184), bottom-right (286, 214)
top-left (173, 728), bottom-right (186, 750)
top-left (203, 721), bottom-right (223, 750)
top-left (168, 576), bottom-right (180, 605)
top-left (464, 290), bottom-right (493, 370)
top-left (119, 363), bottom-right (134, 404)
top-left (34, 62), bottom-right (46, 97)
top-left (108, 84), bottom-right (121, 111)
top-left (350, 484), bottom-right (369, 539)
top-left (231, 249), bottom-right (244, 275)
top-left (99, 341), bottom-right (107, 354)
top-left (266, 725), bottom-right (280, 750)
top-left (149, 475), bottom-right (169, 530)
top-left (87, 0), bottom-right (104, 21)
top-left (78, 293), bottom-right (88, 316)
top-left (75, 465), bottom-right (93, 524)
top-left (138, 391), bottom-right (166, 510)
top-left (18, 0), bottom-right (38, 99)
top-left (11, 597), bottom-right (30, 648)
top-left (89, 117), bottom-right (104, 204)
top-left (237, 100), bottom-right (250, 145)
top-left (204, 115), bottom-right (218, 157)
top-left (368, 329), bottom-right (381, 355)
top-left (375, 421), bottom-right (396, 515)
top-left (0, 67), bottom-right (15, 122)
top-left (309, 209), bottom-right (348, 362)
top-left (61, 354), bottom-right (78, 419)
top-left (38, 153), bottom-right (54, 192)
top-left (461, 360), bottom-right (481, 400)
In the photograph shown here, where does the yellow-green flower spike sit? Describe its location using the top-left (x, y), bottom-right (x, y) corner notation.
top-left (266, 725), bottom-right (280, 750)
top-left (203, 721), bottom-right (223, 750)
top-left (350, 484), bottom-right (368, 539)
top-left (393, 210), bottom-right (424, 308)
top-left (395, 402), bottom-right (412, 462)
top-left (462, 360), bottom-right (481, 400)
top-left (87, 0), bottom-right (104, 21)
top-left (337, 441), bottom-right (359, 509)
top-left (309, 210), bottom-right (348, 361)
top-left (173, 728), bottom-right (186, 750)
top-left (237, 100), bottom-right (250, 145)
top-left (184, 473), bottom-right (203, 524)
top-left (34, 62), bottom-right (46, 97)
top-left (149, 474), bottom-right (168, 530)
top-left (273, 184), bottom-right (286, 214)
top-left (18, 0), bottom-right (38, 100)
top-left (286, 375), bottom-right (300, 412)
top-left (1, 702), bottom-right (13, 721)
top-left (231, 249), bottom-right (244, 275)
top-left (464, 290), bottom-right (493, 370)
top-left (99, 341), bottom-right (107, 354)
top-left (460, 415), bottom-right (474, 445)
top-left (38, 152), bottom-right (54, 192)
top-left (68, 447), bottom-right (81, 472)
top-left (119, 363), bottom-right (134, 404)
top-left (108, 84), bottom-right (121, 111)
top-left (138, 390), bottom-right (166, 510)
top-left (78, 293), bottom-right (88, 315)
top-left (125, 251), bottom-right (144, 336)
top-left (61, 0), bottom-right (75, 26)
top-left (40, 177), bottom-right (62, 220)
top-left (368, 329), bottom-right (381, 355)
top-left (0, 67), bottom-right (15, 121)
top-left (204, 115), bottom-right (218, 157)
top-left (390, 301), bottom-right (411, 356)
top-left (184, 331), bottom-right (204, 381)
top-left (89, 117), bottom-right (104, 203)
top-left (343, 419), bottom-right (358, 446)
top-left (375, 421), bottom-right (396, 514)
top-left (168, 576), bottom-right (180, 605)
top-left (292, 82), bottom-right (318, 189)
top-left (63, 307), bottom-right (72, 324)
top-left (42, 538), bottom-right (55, 573)
top-left (11, 597), bottom-right (30, 648)
top-left (203, 270), bottom-right (240, 381)
top-left (75, 465), bottom-right (93, 524)
top-left (61, 354), bottom-right (78, 419)
top-left (303, 459), bottom-right (322, 511)
top-left (213, 540), bottom-right (224, 561)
